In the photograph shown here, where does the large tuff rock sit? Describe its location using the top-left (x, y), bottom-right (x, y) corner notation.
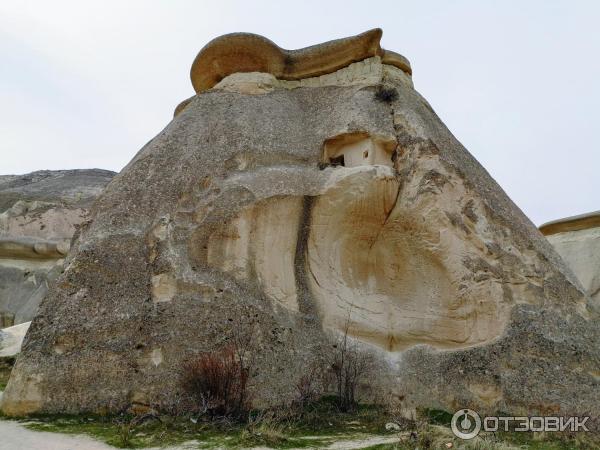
top-left (2, 30), bottom-right (599, 418)
top-left (540, 212), bottom-right (600, 304)
top-left (0, 170), bottom-right (115, 326)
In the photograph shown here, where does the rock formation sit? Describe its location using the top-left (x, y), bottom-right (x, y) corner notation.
top-left (0, 170), bottom-right (115, 327)
top-left (2, 30), bottom-right (599, 419)
top-left (541, 211), bottom-right (600, 304)
top-left (189, 28), bottom-right (411, 93)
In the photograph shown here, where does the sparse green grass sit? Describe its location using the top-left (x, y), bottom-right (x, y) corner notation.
top-left (0, 397), bottom-right (390, 449)
top-left (0, 402), bottom-right (596, 449)
top-left (422, 408), bottom-right (454, 426)
top-left (496, 428), bottom-right (599, 450)
top-left (11, 412), bottom-right (349, 449)
top-left (359, 426), bottom-right (599, 450)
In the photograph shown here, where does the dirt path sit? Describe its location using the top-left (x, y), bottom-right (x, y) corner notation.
top-left (0, 418), bottom-right (402, 450)
top-left (0, 419), bottom-right (116, 450)
top-left (0, 419), bottom-right (205, 450)
top-left (326, 435), bottom-right (401, 449)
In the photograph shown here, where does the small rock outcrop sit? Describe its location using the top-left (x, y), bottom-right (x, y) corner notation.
top-left (540, 211), bottom-right (600, 304)
top-left (2, 31), bottom-right (598, 419)
top-left (0, 170), bottom-right (115, 326)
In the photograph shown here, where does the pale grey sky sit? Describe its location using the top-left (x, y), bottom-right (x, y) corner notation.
top-left (1, 1), bottom-right (598, 225)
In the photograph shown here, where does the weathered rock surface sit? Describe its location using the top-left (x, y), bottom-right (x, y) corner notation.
top-left (0, 170), bottom-right (115, 326)
top-left (541, 211), bottom-right (600, 304)
top-left (2, 31), bottom-right (598, 419)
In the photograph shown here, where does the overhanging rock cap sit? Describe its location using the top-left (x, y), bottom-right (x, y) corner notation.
top-left (539, 211), bottom-right (600, 235)
top-left (189, 28), bottom-right (412, 94)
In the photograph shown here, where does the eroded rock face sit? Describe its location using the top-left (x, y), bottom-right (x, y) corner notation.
top-left (541, 212), bottom-right (600, 304)
top-left (2, 32), bottom-right (599, 418)
top-left (0, 170), bottom-right (115, 326)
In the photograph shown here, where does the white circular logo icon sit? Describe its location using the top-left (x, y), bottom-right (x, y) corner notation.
top-left (451, 409), bottom-right (481, 439)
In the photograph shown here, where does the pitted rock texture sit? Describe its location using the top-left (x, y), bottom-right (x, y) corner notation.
top-left (0, 170), bottom-right (115, 326)
top-left (541, 212), bottom-right (600, 305)
top-left (2, 33), bottom-right (598, 419)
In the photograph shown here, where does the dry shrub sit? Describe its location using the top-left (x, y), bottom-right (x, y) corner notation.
top-left (180, 344), bottom-right (251, 420)
top-left (330, 319), bottom-right (375, 412)
top-left (294, 364), bottom-right (325, 408)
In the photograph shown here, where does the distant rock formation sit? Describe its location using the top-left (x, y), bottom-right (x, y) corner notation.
top-left (540, 211), bottom-right (600, 305)
top-left (0, 170), bottom-right (115, 326)
top-left (2, 31), bottom-right (598, 420)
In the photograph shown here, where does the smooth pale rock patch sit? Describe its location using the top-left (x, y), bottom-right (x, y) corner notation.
top-left (0, 321), bottom-right (30, 357)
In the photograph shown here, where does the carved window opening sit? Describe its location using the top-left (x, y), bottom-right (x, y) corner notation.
top-left (330, 154), bottom-right (345, 167)
top-left (322, 132), bottom-right (397, 168)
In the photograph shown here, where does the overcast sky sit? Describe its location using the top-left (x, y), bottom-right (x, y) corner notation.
top-left (1, 1), bottom-right (598, 225)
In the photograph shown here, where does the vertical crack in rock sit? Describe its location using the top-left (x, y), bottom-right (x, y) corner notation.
top-left (368, 179), bottom-right (401, 252)
top-left (293, 195), bottom-right (319, 321)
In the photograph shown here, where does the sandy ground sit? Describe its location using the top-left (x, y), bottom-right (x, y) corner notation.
top-left (0, 418), bottom-right (402, 450)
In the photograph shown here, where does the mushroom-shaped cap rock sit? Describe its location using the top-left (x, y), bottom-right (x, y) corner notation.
top-left (190, 28), bottom-right (412, 93)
